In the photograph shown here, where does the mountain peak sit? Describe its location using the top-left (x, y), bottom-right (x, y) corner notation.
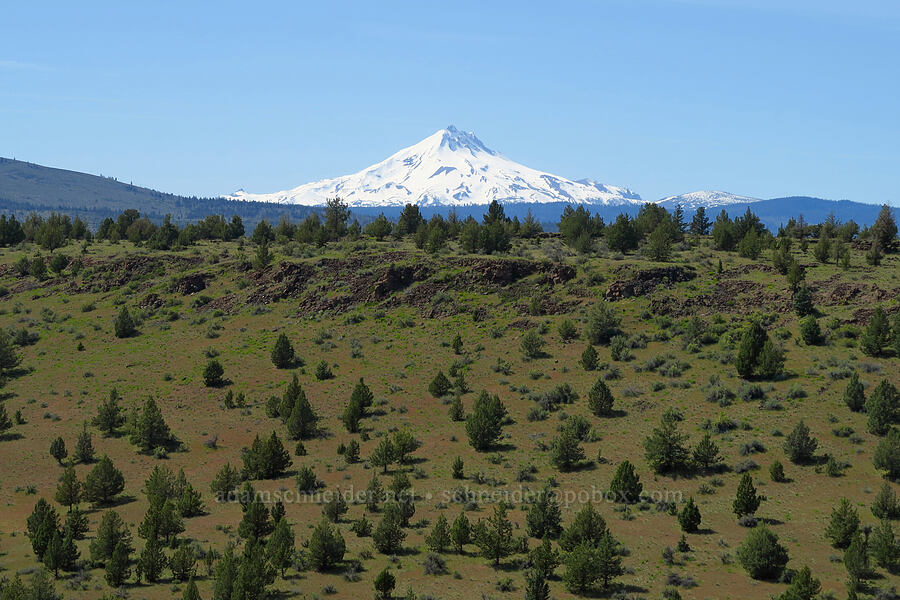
top-left (658, 190), bottom-right (761, 210)
top-left (430, 125), bottom-right (494, 156)
top-left (228, 126), bottom-right (641, 208)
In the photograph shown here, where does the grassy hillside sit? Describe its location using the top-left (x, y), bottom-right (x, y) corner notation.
top-left (0, 231), bottom-right (898, 599)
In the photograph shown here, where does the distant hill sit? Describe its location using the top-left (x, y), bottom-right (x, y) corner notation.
top-left (0, 157), bottom-right (320, 229)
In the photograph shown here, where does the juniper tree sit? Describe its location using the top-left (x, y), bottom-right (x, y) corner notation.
top-left (843, 371), bottom-right (866, 412)
top-left (270, 333), bottom-right (294, 368)
top-left (784, 420), bottom-right (819, 464)
top-left (678, 497), bottom-right (702, 533)
top-left (587, 377), bottom-right (614, 416)
top-left (26, 498), bottom-right (59, 560)
top-left (73, 425), bottom-right (94, 463)
top-left (870, 519), bottom-right (899, 571)
top-left (49, 437), bottom-right (67, 464)
top-left (114, 307), bottom-right (137, 338)
top-left (692, 433), bottom-right (722, 471)
top-left (202, 359), bottom-right (224, 387)
top-left (733, 473), bottom-right (761, 518)
top-left (736, 525), bottom-right (789, 580)
top-left (861, 306), bottom-right (890, 357)
top-left (465, 391), bottom-right (507, 451)
top-left (609, 460), bottom-right (643, 503)
top-left (580, 345), bottom-right (599, 370)
top-left (374, 568), bottom-right (396, 600)
top-left (428, 371), bottom-right (452, 398)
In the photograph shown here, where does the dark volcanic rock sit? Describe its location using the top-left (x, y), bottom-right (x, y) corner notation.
top-left (605, 265), bottom-right (697, 300)
top-left (172, 273), bottom-right (208, 295)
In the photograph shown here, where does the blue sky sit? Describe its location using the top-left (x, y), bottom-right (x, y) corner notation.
top-left (1, 0), bottom-right (899, 205)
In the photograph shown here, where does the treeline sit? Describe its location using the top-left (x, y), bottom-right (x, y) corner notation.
top-left (1, 200), bottom-right (896, 262)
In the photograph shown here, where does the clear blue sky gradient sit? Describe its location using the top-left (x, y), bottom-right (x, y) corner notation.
top-left (2, 0), bottom-right (899, 205)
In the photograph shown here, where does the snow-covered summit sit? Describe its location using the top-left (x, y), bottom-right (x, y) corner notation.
top-left (228, 126), bottom-right (642, 208)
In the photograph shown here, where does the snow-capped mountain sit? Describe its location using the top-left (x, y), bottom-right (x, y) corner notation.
top-left (658, 190), bottom-right (761, 210)
top-left (228, 126), bottom-right (642, 208)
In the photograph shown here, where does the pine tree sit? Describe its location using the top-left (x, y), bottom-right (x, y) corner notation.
top-left (524, 569), bottom-right (550, 600)
top-left (825, 498), bottom-right (859, 549)
top-left (83, 455), bottom-right (126, 505)
top-left (450, 514), bottom-right (471, 555)
top-left (238, 498), bottom-right (273, 541)
top-left (90, 510), bottom-right (132, 564)
top-left (692, 433), bottom-right (721, 471)
top-left (866, 379), bottom-right (899, 436)
top-left (474, 505), bottom-right (515, 566)
top-left (733, 473), bottom-right (761, 517)
top-left (374, 568), bottom-right (396, 600)
top-left (267, 517), bottom-right (295, 577)
top-left (587, 377), bottom-right (614, 416)
top-left (529, 536), bottom-right (560, 579)
top-left (94, 388), bottom-right (125, 436)
top-left (643, 414), bottom-right (690, 474)
top-left (563, 541), bottom-right (599, 593)
top-left (861, 306), bottom-right (891, 356)
top-left (448, 395), bottom-right (464, 421)
top-left (370, 438), bottom-right (396, 474)
top-left (426, 514), bottom-right (451, 553)
top-left (73, 424), bottom-right (95, 463)
top-left (42, 530), bottom-right (65, 578)
top-left (169, 543), bottom-right (197, 581)
top-left (181, 579), bottom-right (202, 600)
top-left (525, 487), bottom-right (562, 539)
top-left (870, 519), bottom-right (898, 571)
top-left (55, 465), bottom-right (82, 509)
top-left (308, 519), bottom-right (346, 571)
top-left (559, 504), bottom-right (608, 551)
top-left (373, 503), bottom-right (407, 554)
top-left (594, 530), bottom-right (624, 589)
top-left (678, 497), bottom-right (702, 533)
top-left (105, 540), bottom-right (132, 587)
top-left (26, 498), bottom-right (59, 559)
top-left (843, 371), bottom-right (866, 412)
top-left (775, 565), bottom-right (820, 600)
top-left (138, 536), bottom-right (167, 583)
top-left (843, 532), bottom-right (870, 590)
top-left (64, 505), bottom-right (89, 540)
top-left (0, 402), bottom-right (13, 439)
top-left (549, 429), bottom-right (585, 472)
top-left (212, 545), bottom-right (239, 599)
top-left (270, 333), bottom-right (294, 368)
top-left (871, 481), bottom-right (900, 520)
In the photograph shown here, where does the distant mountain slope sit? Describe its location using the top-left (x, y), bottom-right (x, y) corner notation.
top-left (716, 197), bottom-right (888, 229)
top-left (228, 126), bottom-right (643, 208)
top-left (659, 190), bottom-right (761, 210)
top-left (0, 157), bottom-right (318, 228)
